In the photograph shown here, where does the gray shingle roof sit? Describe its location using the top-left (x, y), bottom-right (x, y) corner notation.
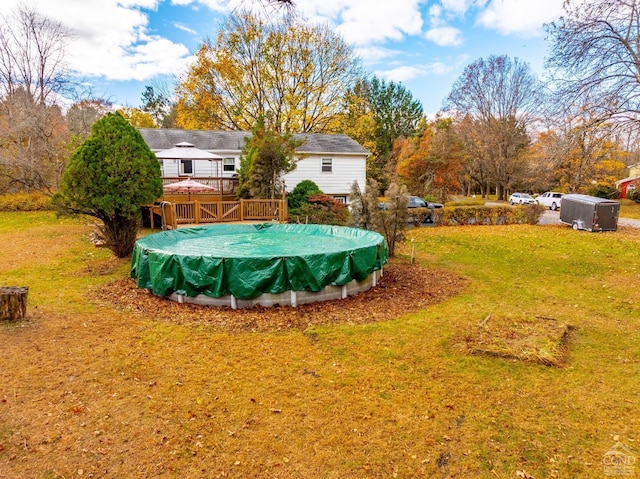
top-left (138, 128), bottom-right (369, 155)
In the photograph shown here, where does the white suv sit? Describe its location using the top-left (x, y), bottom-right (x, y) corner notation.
top-left (535, 192), bottom-right (563, 211)
top-left (509, 192), bottom-right (535, 205)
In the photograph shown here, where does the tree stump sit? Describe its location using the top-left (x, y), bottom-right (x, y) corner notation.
top-left (0, 287), bottom-right (28, 321)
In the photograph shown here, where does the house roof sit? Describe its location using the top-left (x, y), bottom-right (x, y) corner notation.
top-left (138, 128), bottom-right (370, 156)
top-left (615, 176), bottom-right (640, 186)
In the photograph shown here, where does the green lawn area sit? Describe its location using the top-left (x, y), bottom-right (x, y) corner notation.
top-left (1, 211), bottom-right (639, 478)
top-left (620, 198), bottom-right (640, 219)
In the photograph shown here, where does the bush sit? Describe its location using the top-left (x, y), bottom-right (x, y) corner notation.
top-left (407, 207), bottom-right (432, 225)
top-left (288, 180), bottom-right (322, 214)
top-left (434, 204), bottom-right (544, 226)
top-left (587, 184), bottom-right (619, 199)
top-left (629, 187), bottom-right (640, 204)
top-left (291, 194), bottom-right (350, 225)
top-left (0, 192), bottom-right (54, 211)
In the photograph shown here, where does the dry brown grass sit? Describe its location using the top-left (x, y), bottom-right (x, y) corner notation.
top-left (3, 212), bottom-right (640, 478)
top-left (453, 315), bottom-right (573, 367)
top-left (0, 213), bottom-right (470, 479)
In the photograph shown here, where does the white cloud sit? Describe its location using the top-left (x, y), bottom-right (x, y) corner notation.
top-left (425, 1), bottom-right (463, 47)
top-left (295, 0), bottom-right (423, 45)
top-left (476, 0), bottom-right (565, 36)
top-left (440, 0), bottom-right (478, 15)
top-left (376, 65), bottom-right (426, 83)
top-left (425, 26), bottom-right (463, 46)
top-left (0, 0), bottom-right (193, 84)
top-left (174, 22), bottom-right (198, 35)
top-left (375, 57), bottom-right (464, 82)
top-left (355, 45), bottom-right (404, 63)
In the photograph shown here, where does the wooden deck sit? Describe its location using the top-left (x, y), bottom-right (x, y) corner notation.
top-left (148, 199), bottom-right (288, 230)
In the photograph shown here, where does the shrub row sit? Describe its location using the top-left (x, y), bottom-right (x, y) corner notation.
top-left (432, 204), bottom-right (544, 226)
top-left (0, 192), bottom-right (54, 211)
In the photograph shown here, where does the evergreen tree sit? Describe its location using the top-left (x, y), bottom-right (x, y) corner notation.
top-left (55, 112), bottom-right (162, 257)
top-left (238, 117), bottom-right (303, 199)
top-left (287, 179), bottom-right (322, 213)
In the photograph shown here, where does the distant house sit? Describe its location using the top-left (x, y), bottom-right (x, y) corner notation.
top-left (616, 163), bottom-right (640, 198)
top-left (138, 128), bottom-right (369, 203)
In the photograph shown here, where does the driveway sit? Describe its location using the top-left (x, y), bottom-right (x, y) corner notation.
top-left (483, 202), bottom-right (640, 228)
top-left (538, 210), bottom-right (640, 228)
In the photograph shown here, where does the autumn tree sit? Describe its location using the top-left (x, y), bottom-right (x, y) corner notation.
top-left (117, 107), bottom-right (156, 128)
top-left (524, 130), bottom-right (565, 193)
top-left (546, 0), bottom-right (640, 130)
top-left (175, 11), bottom-right (360, 133)
top-left (443, 55), bottom-right (541, 200)
top-left (0, 5), bottom-right (73, 192)
top-left (55, 113), bottom-right (162, 258)
top-left (332, 79), bottom-right (377, 156)
top-left (237, 117), bottom-right (303, 199)
top-left (367, 77), bottom-right (424, 188)
top-left (454, 115), bottom-right (491, 197)
top-left (558, 122), bottom-right (628, 193)
top-left (394, 117), bottom-right (465, 200)
top-left (333, 77), bottom-right (423, 190)
top-left (140, 84), bottom-right (177, 128)
top-left (367, 179), bottom-right (408, 257)
top-left (66, 99), bottom-right (112, 141)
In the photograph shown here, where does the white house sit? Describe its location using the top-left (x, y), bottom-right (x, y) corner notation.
top-left (138, 128), bottom-right (369, 203)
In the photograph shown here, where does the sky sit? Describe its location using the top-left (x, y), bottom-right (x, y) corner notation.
top-left (0, 0), bottom-right (568, 116)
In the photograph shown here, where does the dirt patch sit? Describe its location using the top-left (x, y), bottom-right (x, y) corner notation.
top-left (453, 315), bottom-right (573, 367)
top-left (92, 259), bottom-right (467, 332)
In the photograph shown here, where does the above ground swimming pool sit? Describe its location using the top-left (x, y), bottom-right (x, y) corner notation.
top-left (130, 223), bottom-right (388, 308)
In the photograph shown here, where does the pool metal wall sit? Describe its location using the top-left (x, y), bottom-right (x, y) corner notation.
top-left (164, 269), bottom-right (382, 309)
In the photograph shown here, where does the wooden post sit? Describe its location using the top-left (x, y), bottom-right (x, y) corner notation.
top-left (0, 287), bottom-right (28, 321)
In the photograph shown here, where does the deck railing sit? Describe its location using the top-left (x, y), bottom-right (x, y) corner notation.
top-left (162, 177), bottom-right (239, 196)
top-left (148, 198), bottom-right (287, 229)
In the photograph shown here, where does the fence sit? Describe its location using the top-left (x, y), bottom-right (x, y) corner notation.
top-left (149, 199), bottom-right (287, 229)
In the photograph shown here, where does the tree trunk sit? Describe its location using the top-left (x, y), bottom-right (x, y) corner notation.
top-left (0, 287), bottom-right (28, 321)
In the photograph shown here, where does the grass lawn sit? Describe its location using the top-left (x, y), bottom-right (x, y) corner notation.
top-left (1, 212), bottom-right (639, 478)
top-left (619, 198), bottom-right (640, 219)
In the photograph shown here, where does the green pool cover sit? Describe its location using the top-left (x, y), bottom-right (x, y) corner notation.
top-left (131, 223), bottom-right (388, 300)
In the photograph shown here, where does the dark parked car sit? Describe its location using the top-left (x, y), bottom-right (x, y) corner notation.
top-left (379, 196), bottom-right (441, 224)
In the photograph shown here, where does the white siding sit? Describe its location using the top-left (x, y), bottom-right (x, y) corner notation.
top-left (156, 150), bottom-right (367, 197)
top-left (158, 156), bottom-right (239, 178)
top-left (283, 154), bottom-right (366, 196)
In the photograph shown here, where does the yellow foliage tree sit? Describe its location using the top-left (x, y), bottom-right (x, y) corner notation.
top-left (553, 120), bottom-right (629, 193)
top-left (117, 107), bottom-right (157, 128)
top-left (175, 11), bottom-right (360, 133)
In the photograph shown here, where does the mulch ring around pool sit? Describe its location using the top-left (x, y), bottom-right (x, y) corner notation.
top-left (93, 258), bottom-right (467, 333)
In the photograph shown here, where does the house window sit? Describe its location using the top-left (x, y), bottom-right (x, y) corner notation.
top-left (333, 196), bottom-right (347, 204)
top-left (321, 158), bottom-right (332, 173)
top-left (158, 159), bottom-right (164, 177)
top-left (223, 158), bottom-right (235, 172)
top-left (180, 159), bottom-right (193, 176)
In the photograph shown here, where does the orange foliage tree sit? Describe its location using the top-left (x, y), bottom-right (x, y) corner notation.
top-left (393, 117), bottom-right (465, 200)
